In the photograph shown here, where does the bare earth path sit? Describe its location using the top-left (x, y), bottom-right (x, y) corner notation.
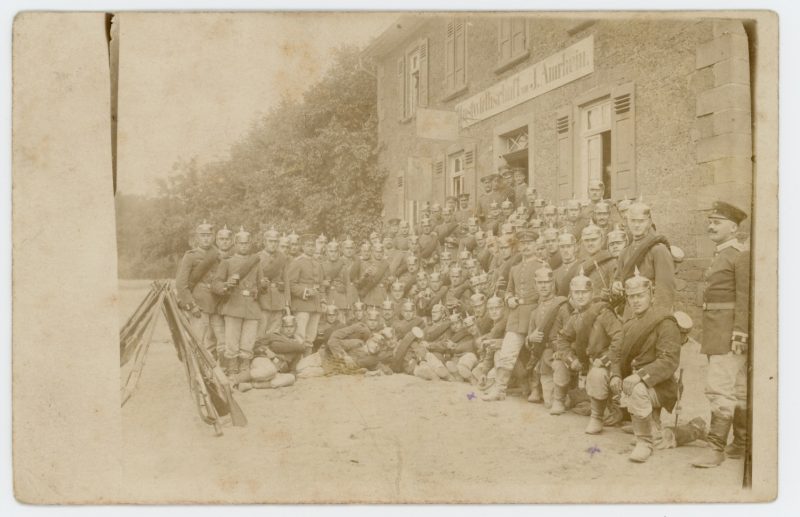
top-left (119, 282), bottom-right (745, 503)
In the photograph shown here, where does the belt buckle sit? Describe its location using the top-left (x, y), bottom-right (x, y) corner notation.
top-left (242, 289), bottom-right (251, 297)
top-left (702, 303), bottom-right (707, 310)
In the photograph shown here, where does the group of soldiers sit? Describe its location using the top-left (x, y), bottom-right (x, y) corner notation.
top-left (175, 170), bottom-right (751, 468)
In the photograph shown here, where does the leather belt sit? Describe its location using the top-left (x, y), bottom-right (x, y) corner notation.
top-left (703, 302), bottom-right (735, 311)
top-left (238, 289), bottom-right (258, 298)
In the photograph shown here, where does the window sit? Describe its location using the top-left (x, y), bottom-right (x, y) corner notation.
top-left (497, 19), bottom-right (528, 71)
top-left (499, 126), bottom-right (530, 185)
top-left (401, 39), bottom-right (429, 120)
top-left (579, 99), bottom-right (612, 198)
top-left (555, 83), bottom-right (637, 201)
top-left (450, 152), bottom-right (465, 197)
top-left (445, 19), bottom-right (467, 95)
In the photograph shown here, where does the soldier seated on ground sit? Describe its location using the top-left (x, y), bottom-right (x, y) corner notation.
top-left (314, 304), bottom-right (344, 352)
top-left (238, 313), bottom-right (303, 392)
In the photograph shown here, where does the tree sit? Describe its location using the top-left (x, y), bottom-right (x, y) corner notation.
top-left (116, 45), bottom-right (386, 279)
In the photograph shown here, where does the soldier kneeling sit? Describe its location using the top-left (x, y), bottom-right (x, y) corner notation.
top-left (237, 312), bottom-right (301, 392)
top-left (614, 268), bottom-right (682, 463)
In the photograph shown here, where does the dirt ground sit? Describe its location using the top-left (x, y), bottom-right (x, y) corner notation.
top-left (119, 281), bottom-right (747, 503)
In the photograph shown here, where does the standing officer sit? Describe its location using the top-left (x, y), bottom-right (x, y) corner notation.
top-left (212, 227), bottom-right (263, 377)
top-left (285, 234), bottom-right (325, 352)
top-left (257, 228), bottom-right (289, 337)
top-left (482, 230), bottom-right (545, 401)
top-left (692, 201), bottom-right (750, 468)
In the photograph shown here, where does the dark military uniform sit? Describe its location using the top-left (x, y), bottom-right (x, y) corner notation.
top-left (286, 252), bottom-right (324, 345)
top-left (213, 252), bottom-right (263, 361)
top-left (176, 246), bottom-right (223, 353)
top-left (257, 249), bottom-right (288, 337)
top-left (614, 229), bottom-right (676, 313)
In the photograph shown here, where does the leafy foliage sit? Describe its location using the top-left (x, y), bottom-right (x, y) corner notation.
top-left (117, 46), bottom-right (386, 278)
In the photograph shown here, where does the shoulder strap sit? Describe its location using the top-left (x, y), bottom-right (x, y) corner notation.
top-left (620, 234), bottom-right (670, 281)
top-left (188, 247), bottom-right (220, 290)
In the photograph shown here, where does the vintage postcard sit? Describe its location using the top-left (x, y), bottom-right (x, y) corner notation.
top-left (11, 10), bottom-right (778, 504)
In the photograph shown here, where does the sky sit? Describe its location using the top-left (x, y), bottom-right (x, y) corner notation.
top-left (116, 12), bottom-right (396, 196)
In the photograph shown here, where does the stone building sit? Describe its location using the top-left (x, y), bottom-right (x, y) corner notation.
top-left (364, 13), bottom-right (755, 314)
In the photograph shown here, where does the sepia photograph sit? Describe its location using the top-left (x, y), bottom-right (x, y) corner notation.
top-left (10, 8), bottom-right (781, 506)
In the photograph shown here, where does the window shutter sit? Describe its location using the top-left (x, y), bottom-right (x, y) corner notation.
top-left (464, 143), bottom-right (477, 206)
top-left (418, 38), bottom-right (429, 108)
top-left (454, 20), bottom-right (466, 88)
top-left (498, 20), bottom-right (512, 63)
top-left (610, 82), bottom-right (636, 199)
top-left (433, 157), bottom-right (445, 176)
top-left (445, 21), bottom-right (456, 92)
top-left (397, 56), bottom-right (406, 118)
top-left (556, 107), bottom-right (574, 201)
top-left (511, 20), bottom-right (527, 58)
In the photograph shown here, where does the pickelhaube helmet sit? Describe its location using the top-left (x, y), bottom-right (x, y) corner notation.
top-left (360, 241), bottom-right (371, 253)
top-left (566, 198), bottom-right (581, 210)
top-left (196, 220), bottom-right (213, 234)
top-left (542, 227), bottom-right (559, 239)
top-left (278, 233), bottom-right (289, 246)
top-left (463, 315), bottom-right (477, 328)
top-left (501, 198), bottom-right (513, 210)
top-left (617, 197), bottom-right (632, 212)
top-left (558, 232), bottom-right (577, 246)
top-left (401, 299), bottom-right (415, 312)
top-left (581, 222), bottom-right (603, 240)
top-left (281, 307), bottom-right (296, 327)
top-left (588, 179), bottom-right (605, 190)
top-left (528, 218), bottom-right (543, 230)
top-left (440, 251), bottom-right (453, 261)
top-left (458, 250), bottom-right (471, 262)
top-left (534, 266), bottom-right (554, 282)
top-left (342, 235), bottom-right (355, 247)
top-left (391, 280), bottom-right (404, 293)
top-left (381, 297), bottom-right (395, 311)
top-left (570, 266), bottom-right (593, 291)
top-left (416, 271), bottom-right (428, 282)
top-left (326, 239), bottom-right (339, 252)
top-left (216, 224), bottom-right (233, 239)
top-left (406, 254), bottom-right (419, 266)
top-left (429, 271), bottom-right (443, 283)
top-left (366, 306), bottom-right (381, 320)
top-left (470, 292), bottom-right (487, 306)
top-left (317, 233), bottom-right (328, 244)
top-left (449, 265), bottom-right (462, 278)
top-left (263, 227), bottom-right (280, 240)
top-left (353, 300), bottom-right (366, 312)
top-left (486, 294), bottom-right (504, 309)
top-left (287, 230), bottom-right (300, 244)
top-left (444, 236), bottom-right (458, 248)
top-left (489, 201), bottom-right (500, 210)
top-left (325, 304), bottom-right (339, 316)
top-left (607, 225), bottom-right (628, 245)
top-left (448, 312), bottom-right (462, 324)
top-left (594, 201), bottom-right (611, 214)
top-left (464, 257), bottom-right (478, 269)
top-left (235, 226), bottom-right (251, 243)
top-left (372, 242), bottom-right (384, 253)
top-left (627, 198), bottom-right (651, 218)
top-left (624, 266), bottom-right (652, 295)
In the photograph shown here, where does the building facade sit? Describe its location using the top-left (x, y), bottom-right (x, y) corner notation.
top-left (365, 14), bottom-right (754, 313)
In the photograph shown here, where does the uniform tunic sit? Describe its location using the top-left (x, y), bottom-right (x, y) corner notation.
top-left (614, 230), bottom-right (676, 313)
top-left (504, 257), bottom-right (546, 334)
top-left (701, 240), bottom-right (750, 355)
top-left (286, 253), bottom-right (324, 314)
